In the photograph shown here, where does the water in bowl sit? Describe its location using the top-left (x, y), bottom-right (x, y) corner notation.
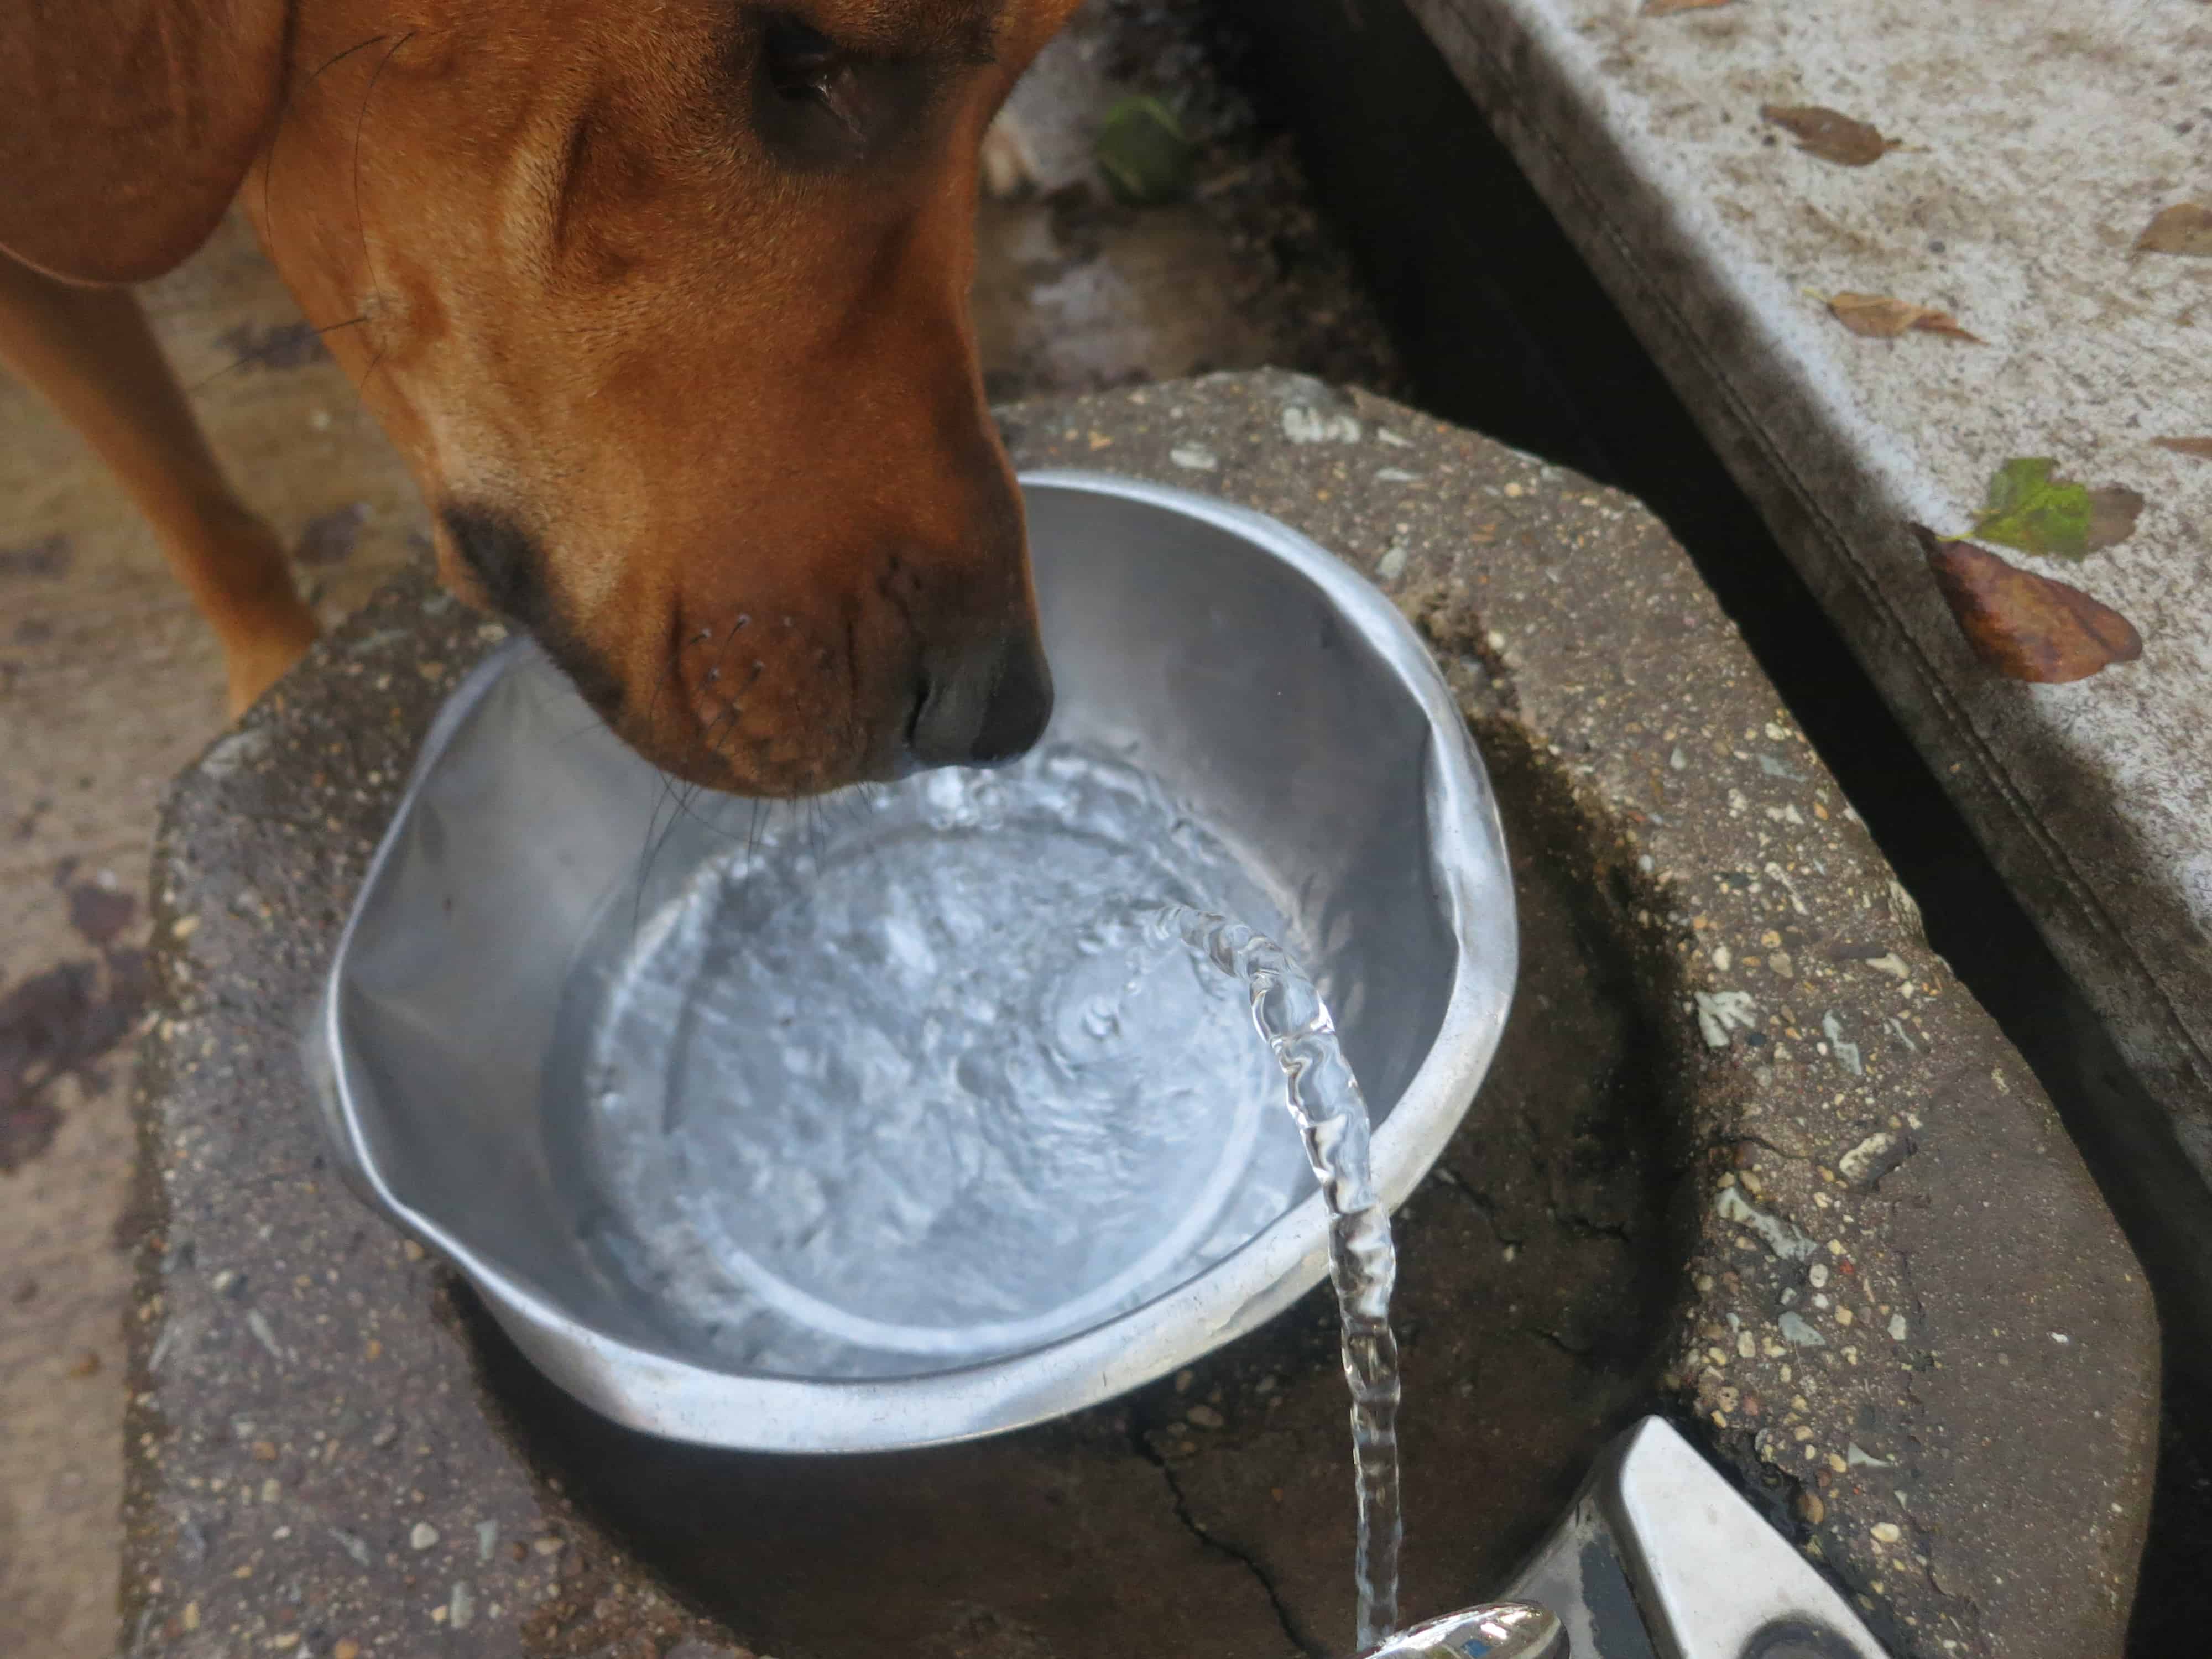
top-left (561, 740), bottom-right (1317, 1375)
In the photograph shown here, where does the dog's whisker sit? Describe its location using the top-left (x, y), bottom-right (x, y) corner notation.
top-left (184, 315), bottom-right (372, 398)
top-left (629, 653), bottom-right (690, 942)
top-left (635, 701), bottom-right (750, 888)
top-left (628, 604), bottom-right (785, 935)
top-left (352, 337), bottom-right (395, 405)
top-left (260, 33), bottom-right (396, 274)
top-left (353, 32), bottom-right (418, 289)
top-left (689, 709), bottom-right (745, 811)
top-left (698, 608), bottom-right (753, 691)
top-left (337, 30), bottom-right (419, 410)
top-left (550, 708), bottom-right (620, 749)
top-left (829, 779), bottom-right (873, 834)
top-left (635, 762), bottom-right (708, 935)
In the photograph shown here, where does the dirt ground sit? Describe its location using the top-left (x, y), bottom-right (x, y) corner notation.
top-left (0, 4), bottom-right (1397, 1651)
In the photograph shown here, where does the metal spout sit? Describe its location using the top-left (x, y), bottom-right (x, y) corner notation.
top-left (1364, 1603), bottom-right (1566, 1659)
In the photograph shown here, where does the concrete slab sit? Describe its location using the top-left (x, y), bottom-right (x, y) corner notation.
top-left (125, 373), bottom-right (2155, 1659)
top-left (1375, 0), bottom-right (2212, 1322)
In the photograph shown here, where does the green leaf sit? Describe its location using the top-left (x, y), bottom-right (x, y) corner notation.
top-left (1094, 97), bottom-right (1196, 206)
top-left (1971, 457), bottom-right (2094, 560)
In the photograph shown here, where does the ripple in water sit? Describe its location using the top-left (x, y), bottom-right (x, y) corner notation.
top-left (565, 742), bottom-right (1315, 1374)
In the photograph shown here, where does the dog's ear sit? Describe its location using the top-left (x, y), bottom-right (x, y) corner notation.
top-left (0, 1), bottom-right (289, 284)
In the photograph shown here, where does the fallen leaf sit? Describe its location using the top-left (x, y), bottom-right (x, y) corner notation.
top-left (1824, 292), bottom-right (1981, 342)
top-left (1969, 457), bottom-right (2133, 560)
top-left (2134, 202), bottom-right (2212, 257)
top-left (2085, 487), bottom-right (2145, 552)
top-left (1760, 105), bottom-right (1903, 166)
top-left (2152, 436), bottom-right (2212, 462)
top-left (1914, 525), bottom-right (2141, 683)
top-left (1644, 0), bottom-right (1733, 13)
top-left (1974, 457), bottom-right (2081, 555)
top-left (1093, 97), bottom-right (1195, 206)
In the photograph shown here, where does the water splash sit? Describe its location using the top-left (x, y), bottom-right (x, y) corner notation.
top-left (1152, 904), bottom-right (1402, 1653)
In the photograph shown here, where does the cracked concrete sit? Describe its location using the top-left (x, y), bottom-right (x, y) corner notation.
top-left (1428, 1167), bottom-right (1523, 1250)
top-left (1132, 1423), bottom-right (1319, 1659)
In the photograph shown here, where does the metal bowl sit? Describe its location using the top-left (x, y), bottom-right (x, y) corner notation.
top-left (311, 471), bottom-right (1517, 1452)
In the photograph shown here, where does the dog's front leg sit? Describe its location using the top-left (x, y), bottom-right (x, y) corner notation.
top-left (0, 252), bottom-right (319, 716)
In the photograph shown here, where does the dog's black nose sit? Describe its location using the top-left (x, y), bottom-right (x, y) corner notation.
top-left (907, 629), bottom-right (1053, 769)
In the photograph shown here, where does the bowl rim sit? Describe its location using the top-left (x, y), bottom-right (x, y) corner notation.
top-left (312, 468), bottom-right (1519, 1452)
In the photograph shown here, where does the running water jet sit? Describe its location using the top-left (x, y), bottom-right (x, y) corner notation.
top-left (1152, 904), bottom-right (1404, 1654)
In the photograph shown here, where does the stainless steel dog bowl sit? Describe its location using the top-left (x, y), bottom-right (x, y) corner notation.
top-left (312, 471), bottom-right (1517, 1452)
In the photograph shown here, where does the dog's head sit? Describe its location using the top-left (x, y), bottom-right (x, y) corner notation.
top-left (0, 1), bottom-right (1081, 794)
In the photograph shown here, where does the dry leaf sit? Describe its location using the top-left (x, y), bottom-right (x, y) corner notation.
top-left (2152, 436), bottom-right (2212, 462)
top-left (2085, 487), bottom-right (2145, 552)
top-left (1914, 525), bottom-right (2142, 682)
top-left (1760, 105), bottom-right (1902, 166)
top-left (1825, 293), bottom-right (1981, 342)
top-left (1644, 0), bottom-right (1733, 14)
top-left (2135, 202), bottom-right (2212, 257)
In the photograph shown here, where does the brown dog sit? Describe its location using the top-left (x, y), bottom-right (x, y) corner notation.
top-left (0, 1), bottom-right (1080, 794)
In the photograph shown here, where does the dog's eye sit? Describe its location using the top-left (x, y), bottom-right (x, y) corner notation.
top-left (763, 18), bottom-right (845, 108)
top-left (747, 11), bottom-right (941, 168)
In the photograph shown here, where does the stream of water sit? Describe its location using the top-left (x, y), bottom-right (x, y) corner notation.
top-left (1153, 904), bottom-right (1403, 1653)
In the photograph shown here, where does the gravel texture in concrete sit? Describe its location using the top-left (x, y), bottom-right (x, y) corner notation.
top-left (125, 373), bottom-right (2154, 1659)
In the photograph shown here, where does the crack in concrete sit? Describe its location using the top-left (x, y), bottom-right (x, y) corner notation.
top-left (1128, 1423), bottom-right (1323, 1659)
top-left (1524, 1324), bottom-right (1595, 1360)
top-left (1886, 1243), bottom-right (1982, 1647)
top-left (1429, 1165), bottom-right (1525, 1246)
top-left (1435, 1166), bottom-right (1638, 1249)
top-left (1548, 1206), bottom-right (1633, 1244)
top-left (1702, 1131), bottom-right (1806, 1165)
